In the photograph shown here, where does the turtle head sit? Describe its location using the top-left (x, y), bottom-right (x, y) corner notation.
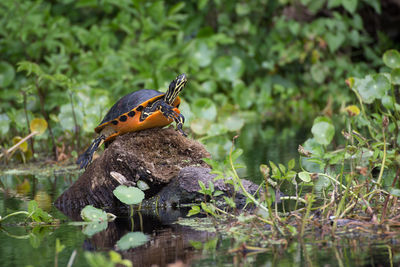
top-left (164, 73), bottom-right (187, 105)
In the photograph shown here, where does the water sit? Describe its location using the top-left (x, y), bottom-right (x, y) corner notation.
top-left (1, 128), bottom-right (399, 267)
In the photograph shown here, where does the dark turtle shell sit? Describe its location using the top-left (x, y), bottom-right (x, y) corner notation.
top-left (95, 89), bottom-right (164, 133)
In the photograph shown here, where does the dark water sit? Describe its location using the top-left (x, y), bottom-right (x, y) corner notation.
top-left (1, 127), bottom-right (399, 267)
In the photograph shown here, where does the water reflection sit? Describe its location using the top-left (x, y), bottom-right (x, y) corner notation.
top-left (76, 209), bottom-right (216, 266)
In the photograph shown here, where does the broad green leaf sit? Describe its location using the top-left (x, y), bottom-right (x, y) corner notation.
top-left (187, 205), bottom-right (201, 216)
top-left (391, 68), bottom-right (400, 85)
top-left (278, 163), bottom-right (286, 174)
top-left (310, 63), bottom-right (328, 83)
top-left (201, 80), bottom-right (217, 94)
top-left (325, 32), bottom-right (345, 53)
top-left (363, 0), bottom-right (381, 13)
top-left (288, 159), bottom-right (295, 170)
top-left (82, 221), bottom-right (108, 237)
top-left (298, 172), bottom-right (311, 182)
top-left (116, 232), bottom-right (149, 250)
top-left (311, 116), bottom-right (335, 145)
top-left (28, 200), bottom-right (38, 213)
top-left (113, 185), bottom-right (145, 205)
top-left (190, 118), bottom-right (211, 135)
top-left (224, 114), bottom-right (245, 131)
top-left (55, 238), bottom-right (65, 253)
top-left (80, 205), bottom-right (108, 222)
top-left (233, 80), bottom-right (253, 109)
top-left (269, 161), bottom-right (281, 178)
top-left (383, 50), bottom-right (400, 69)
top-left (342, 0), bottom-right (358, 13)
top-left (214, 56), bottom-right (245, 82)
top-left (192, 42), bottom-right (215, 67)
top-left (58, 104), bottom-right (83, 132)
top-left (389, 188), bottom-right (400, 197)
top-left (191, 98), bottom-right (217, 121)
top-left (223, 196), bottom-right (236, 208)
top-left (0, 61), bottom-right (15, 87)
top-left (353, 74), bottom-right (390, 104)
top-left (30, 118), bottom-right (48, 135)
top-left (0, 114), bottom-right (10, 135)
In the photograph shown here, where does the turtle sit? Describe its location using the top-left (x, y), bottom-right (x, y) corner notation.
top-left (76, 73), bottom-right (188, 169)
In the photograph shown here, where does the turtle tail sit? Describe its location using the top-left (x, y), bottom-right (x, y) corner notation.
top-left (76, 135), bottom-right (105, 169)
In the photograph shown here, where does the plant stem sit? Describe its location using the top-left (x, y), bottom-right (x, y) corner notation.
top-left (0, 131), bottom-right (38, 159)
top-left (300, 193), bottom-right (313, 237)
top-left (376, 127), bottom-right (387, 187)
top-left (22, 90), bottom-right (34, 154)
top-left (36, 80), bottom-right (58, 160)
top-left (0, 211), bottom-right (30, 222)
top-left (69, 92), bottom-right (80, 152)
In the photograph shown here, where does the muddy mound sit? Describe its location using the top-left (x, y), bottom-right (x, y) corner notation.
top-left (55, 127), bottom-right (210, 213)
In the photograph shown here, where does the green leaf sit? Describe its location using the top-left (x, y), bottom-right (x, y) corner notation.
top-left (190, 118), bottom-right (212, 135)
top-left (224, 114), bottom-right (245, 131)
top-left (353, 74), bottom-right (390, 104)
top-left (58, 104), bottom-right (83, 132)
top-left (191, 98), bottom-right (217, 121)
top-left (233, 80), bottom-right (253, 109)
top-left (198, 180), bottom-right (206, 192)
top-left (82, 221), bottom-right (108, 237)
top-left (113, 185), bottom-right (145, 205)
top-left (187, 205), bottom-right (201, 216)
top-left (28, 200), bottom-right (38, 214)
top-left (310, 63), bottom-right (328, 84)
top-left (298, 172), bottom-right (311, 183)
top-left (363, 0), bottom-right (381, 13)
top-left (383, 50), bottom-right (400, 69)
top-left (223, 196), bottom-right (236, 208)
top-left (278, 163), bottom-right (286, 174)
top-left (208, 181), bottom-right (215, 193)
top-left (80, 205), bottom-right (108, 222)
top-left (288, 159), bottom-right (295, 170)
top-left (389, 188), bottom-right (400, 197)
top-left (214, 56), bottom-right (245, 82)
top-left (0, 61), bottom-right (15, 87)
top-left (116, 232), bottom-right (149, 251)
top-left (213, 190), bottom-right (224, 197)
top-left (189, 240), bottom-right (203, 249)
top-left (0, 114), bottom-right (10, 135)
top-left (325, 32), bottom-right (345, 53)
top-left (55, 238), bottom-right (65, 253)
top-left (391, 68), bottom-right (400, 85)
top-left (17, 61), bottom-right (43, 77)
top-left (311, 117), bottom-right (335, 145)
top-left (269, 161), bottom-right (281, 179)
top-left (342, 0), bottom-right (358, 13)
top-left (192, 41), bottom-right (216, 67)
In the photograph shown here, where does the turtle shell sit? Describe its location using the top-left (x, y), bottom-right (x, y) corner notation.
top-left (95, 89), bottom-right (165, 134)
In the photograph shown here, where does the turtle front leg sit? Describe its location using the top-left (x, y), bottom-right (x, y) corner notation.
top-left (76, 135), bottom-right (105, 169)
top-left (160, 102), bottom-right (187, 136)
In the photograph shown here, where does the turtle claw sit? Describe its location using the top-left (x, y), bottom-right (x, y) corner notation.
top-left (160, 102), bottom-right (187, 137)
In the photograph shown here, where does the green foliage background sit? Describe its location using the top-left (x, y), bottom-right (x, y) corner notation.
top-left (0, 0), bottom-right (397, 164)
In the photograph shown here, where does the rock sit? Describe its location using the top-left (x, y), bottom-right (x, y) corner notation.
top-left (55, 127), bottom-right (210, 214)
top-left (146, 167), bottom-right (259, 209)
